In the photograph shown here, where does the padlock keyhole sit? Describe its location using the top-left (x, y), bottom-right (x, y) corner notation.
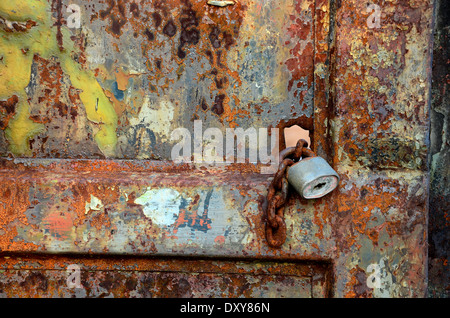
top-left (314, 182), bottom-right (326, 191)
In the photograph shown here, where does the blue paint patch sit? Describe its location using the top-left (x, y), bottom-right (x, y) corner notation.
top-left (111, 81), bottom-right (125, 101)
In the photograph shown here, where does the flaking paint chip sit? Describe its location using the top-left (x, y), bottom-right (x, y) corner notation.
top-left (85, 194), bottom-right (104, 214)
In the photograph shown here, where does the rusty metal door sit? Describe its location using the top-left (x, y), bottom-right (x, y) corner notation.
top-left (0, 0), bottom-right (434, 298)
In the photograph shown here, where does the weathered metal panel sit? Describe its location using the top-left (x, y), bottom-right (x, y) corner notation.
top-left (0, 0), bottom-right (437, 299)
top-left (0, 158), bottom-right (336, 259)
top-left (0, 0), bottom-right (315, 159)
top-left (0, 255), bottom-right (332, 298)
top-left (330, 0), bottom-right (434, 297)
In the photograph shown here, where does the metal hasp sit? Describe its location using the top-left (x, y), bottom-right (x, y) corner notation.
top-left (287, 156), bottom-right (339, 199)
top-left (265, 139), bottom-right (339, 248)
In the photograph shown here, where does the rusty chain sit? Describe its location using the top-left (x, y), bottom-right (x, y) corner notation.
top-left (265, 139), bottom-right (316, 248)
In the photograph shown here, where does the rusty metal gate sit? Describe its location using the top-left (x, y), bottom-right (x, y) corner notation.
top-left (0, 0), bottom-right (438, 298)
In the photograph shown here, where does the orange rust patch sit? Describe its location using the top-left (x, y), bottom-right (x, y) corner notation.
top-left (0, 181), bottom-right (38, 251)
top-left (43, 211), bottom-right (73, 240)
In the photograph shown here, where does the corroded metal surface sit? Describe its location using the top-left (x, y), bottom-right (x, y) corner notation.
top-left (0, 158), bottom-right (335, 259)
top-left (0, 255), bottom-right (332, 298)
top-left (0, 0), bottom-right (315, 159)
top-left (0, 0), bottom-right (437, 298)
top-left (330, 0), bottom-right (434, 297)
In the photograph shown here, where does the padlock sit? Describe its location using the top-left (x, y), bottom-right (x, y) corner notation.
top-left (286, 156), bottom-right (339, 199)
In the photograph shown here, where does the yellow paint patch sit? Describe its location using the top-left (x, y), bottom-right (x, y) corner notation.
top-left (0, 0), bottom-right (47, 22)
top-left (62, 57), bottom-right (118, 156)
top-left (0, 0), bottom-right (118, 157)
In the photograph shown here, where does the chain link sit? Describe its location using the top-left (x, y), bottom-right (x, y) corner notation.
top-left (265, 139), bottom-right (316, 248)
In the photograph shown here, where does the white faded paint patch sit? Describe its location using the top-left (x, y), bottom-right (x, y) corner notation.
top-left (84, 27), bottom-right (106, 66)
top-left (135, 188), bottom-right (188, 227)
top-left (128, 96), bottom-right (175, 140)
top-left (133, 187), bottom-right (250, 244)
